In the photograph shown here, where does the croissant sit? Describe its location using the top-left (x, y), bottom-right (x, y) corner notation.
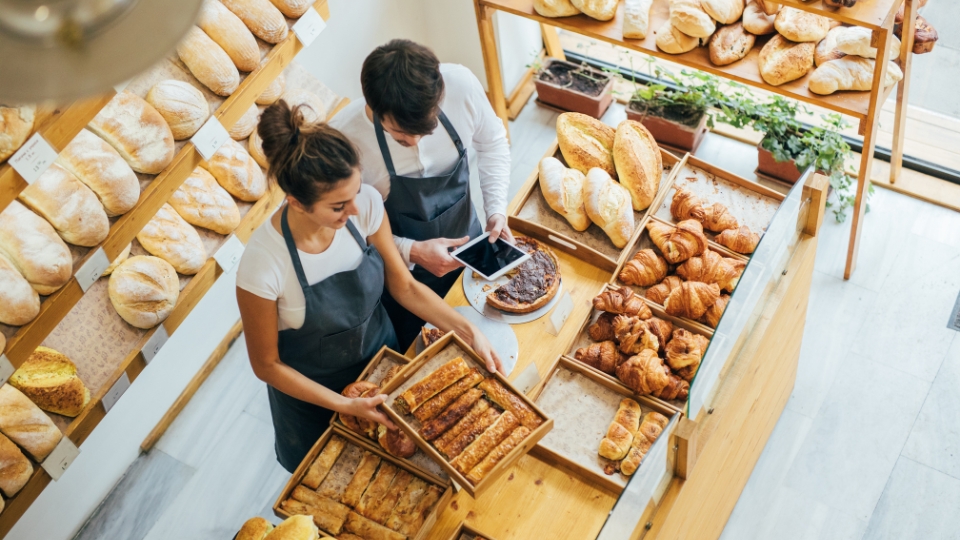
top-left (612, 315), bottom-right (660, 355)
top-left (645, 317), bottom-right (674, 354)
top-left (664, 281), bottom-right (720, 320)
top-left (675, 250), bottom-right (741, 292)
top-left (616, 349), bottom-right (669, 395)
top-left (652, 368), bottom-right (690, 400)
top-left (619, 249), bottom-right (668, 287)
top-left (665, 329), bottom-right (706, 381)
top-left (716, 225), bottom-right (760, 254)
top-left (647, 219), bottom-right (708, 264)
top-left (701, 202), bottom-right (739, 233)
top-left (593, 287), bottom-right (652, 318)
top-left (575, 340), bottom-right (619, 374)
top-left (701, 294), bottom-right (729, 328)
top-left (588, 312), bottom-right (617, 341)
top-left (670, 187), bottom-right (705, 222)
top-left (645, 275), bottom-right (683, 305)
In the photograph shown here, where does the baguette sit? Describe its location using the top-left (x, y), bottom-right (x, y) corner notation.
top-left (622, 0), bottom-right (653, 39)
top-left (177, 26), bottom-right (241, 97)
top-left (230, 103), bottom-right (260, 140)
top-left (433, 400), bottom-right (493, 459)
top-left (0, 384), bottom-right (62, 461)
top-left (538, 156), bottom-right (590, 232)
top-left (269, 0), bottom-right (311, 18)
top-left (200, 138), bottom-right (267, 202)
top-left (136, 203), bottom-right (208, 275)
top-left (198, 0), bottom-right (260, 72)
top-left (10, 346), bottom-right (89, 418)
top-left (0, 255), bottom-right (39, 326)
top-left (451, 410), bottom-right (520, 476)
top-left (0, 105), bottom-right (35, 163)
top-left (222, 0), bottom-right (288, 43)
top-left (0, 432), bottom-right (32, 498)
top-left (302, 435), bottom-right (345, 489)
top-left (0, 201), bottom-right (72, 295)
top-left (280, 498), bottom-right (347, 536)
top-left (108, 256), bottom-right (180, 329)
top-left (465, 426), bottom-right (531, 484)
top-left (556, 112), bottom-right (616, 177)
top-left (345, 512), bottom-right (406, 540)
top-left (386, 484), bottom-right (443, 536)
top-left (145, 80), bottom-right (211, 141)
top-left (584, 167), bottom-right (634, 249)
top-left (655, 20), bottom-right (700, 54)
top-left (19, 163), bottom-right (109, 247)
top-left (341, 452), bottom-right (381, 508)
top-left (420, 388), bottom-right (483, 441)
top-left (169, 167), bottom-right (241, 235)
top-left (88, 91), bottom-right (176, 174)
top-left (477, 378), bottom-right (542, 430)
top-left (366, 469), bottom-right (414, 524)
top-left (614, 119), bottom-right (663, 211)
top-left (412, 368), bottom-right (484, 423)
top-left (56, 128), bottom-right (140, 216)
top-left (394, 357), bottom-right (471, 415)
top-left (356, 462), bottom-right (398, 518)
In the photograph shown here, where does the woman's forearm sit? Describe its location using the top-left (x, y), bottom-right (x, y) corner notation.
top-left (253, 357), bottom-right (351, 412)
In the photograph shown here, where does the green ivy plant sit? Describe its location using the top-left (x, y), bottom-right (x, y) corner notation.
top-left (628, 68), bottom-right (725, 128)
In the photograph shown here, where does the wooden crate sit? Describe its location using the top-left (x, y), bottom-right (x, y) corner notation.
top-left (444, 522), bottom-right (502, 540)
top-left (379, 332), bottom-right (554, 498)
top-left (274, 423), bottom-right (452, 540)
top-left (507, 139), bottom-right (685, 272)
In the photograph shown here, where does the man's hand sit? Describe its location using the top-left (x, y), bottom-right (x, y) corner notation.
top-left (410, 237), bottom-right (468, 277)
top-left (486, 214), bottom-right (514, 243)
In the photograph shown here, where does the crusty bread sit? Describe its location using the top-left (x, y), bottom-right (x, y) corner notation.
top-left (19, 163), bottom-right (109, 247)
top-left (280, 88), bottom-right (328, 124)
top-left (198, 0), bottom-right (260, 72)
top-left (249, 128), bottom-right (268, 168)
top-left (256, 61), bottom-right (286, 105)
top-left (221, 0), bottom-right (288, 44)
top-left (655, 20), bottom-right (700, 54)
top-left (0, 256), bottom-right (39, 326)
top-left (10, 346), bottom-right (89, 418)
top-left (109, 255), bottom-right (180, 329)
top-left (834, 26), bottom-right (901, 60)
top-left (0, 105), bottom-right (35, 163)
top-left (669, 0), bottom-right (716, 39)
top-left (169, 167), bottom-right (241, 235)
top-left (757, 0), bottom-right (778, 15)
top-left (570, 0), bottom-right (618, 21)
top-left (809, 57), bottom-right (903, 95)
top-left (102, 243), bottom-right (132, 277)
top-left (0, 432), bottom-right (32, 498)
top-left (88, 91), bottom-right (176, 175)
top-left (230, 103), bottom-right (259, 140)
top-left (263, 515), bottom-right (319, 540)
top-left (815, 27), bottom-right (847, 67)
top-left (623, 0), bottom-right (653, 39)
top-left (539, 156), bottom-right (590, 231)
top-left (701, 0), bottom-right (744, 25)
top-left (742, 0), bottom-right (776, 35)
top-left (758, 34), bottom-right (815, 86)
top-left (709, 22), bottom-right (756, 66)
top-left (556, 112), bottom-right (616, 177)
top-left (0, 384), bottom-right (62, 462)
top-left (0, 201), bottom-right (72, 295)
top-left (268, 0), bottom-right (310, 18)
top-left (584, 168), bottom-right (635, 248)
top-left (774, 7), bottom-right (830, 43)
top-left (136, 204), bottom-right (208, 275)
top-left (200, 138), bottom-right (267, 201)
top-left (57, 128), bottom-right (140, 216)
top-left (177, 26), bottom-right (241, 97)
top-left (145, 80), bottom-right (211, 141)
top-left (534, 0), bottom-right (580, 17)
top-left (236, 517), bottom-right (274, 540)
top-left (614, 120), bottom-right (662, 212)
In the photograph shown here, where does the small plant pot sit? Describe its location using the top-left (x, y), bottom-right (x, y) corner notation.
top-left (626, 103), bottom-right (709, 153)
top-left (534, 58), bottom-right (614, 119)
top-left (757, 141), bottom-right (806, 184)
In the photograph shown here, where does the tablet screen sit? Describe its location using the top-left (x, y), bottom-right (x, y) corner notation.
top-left (455, 238), bottom-right (528, 279)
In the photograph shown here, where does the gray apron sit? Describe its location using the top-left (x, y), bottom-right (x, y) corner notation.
top-left (268, 207), bottom-right (397, 472)
top-left (375, 110), bottom-right (482, 347)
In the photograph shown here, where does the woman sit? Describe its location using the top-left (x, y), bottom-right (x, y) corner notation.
top-left (236, 101), bottom-right (501, 472)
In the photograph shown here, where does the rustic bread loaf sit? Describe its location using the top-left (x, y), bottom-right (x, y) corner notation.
top-left (709, 22), bottom-right (755, 66)
top-left (834, 26), bottom-right (901, 59)
top-left (0, 383), bottom-right (62, 462)
top-left (145, 80), bottom-right (211, 140)
top-left (108, 255), bottom-right (180, 329)
top-left (88, 91), bottom-right (176, 174)
top-left (198, 0), bottom-right (260, 72)
top-left (584, 168), bottom-right (634, 248)
top-left (177, 26), bottom-right (241, 97)
top-left (757, 0), bottom-right (778, 15)
top-left (269, 0), bottom-right (310, 18)
top-left (18, 163), bottom-right (110, 247)
top-left (102, 243), bottom-right (132, 277)
top-left (57, 128), bottom-right (140, 216)
top-left (556, 112), bottom-right (616, 177)
top-left (655, 20), bottom-right (701, 54)
top-left (221, 0), bottom-right (289, 44)
top-left (10, 346), bottom-right (90, 417)
top-left (280, 88), bottom-right (328, 123)
top-left (742, 0), bottom-right (776, 35)
top-left (0, 432), bottom-right (32, 498)
top-left (701, 0), bottom-right (744, 25)
top-left (809, 57), bottom-right (903, 95)
top-left (614, 119), bottom-right (663, 212)
top-left (758, 34), bottom-right (815, 86)
top-left (137, 204), bottom-right (208, 275)
top-left (534, 0), bottom-right (580, 17)
top-left (256, 61), bottom-right (286, 105)
top-left (539, 156), bottom-right (590, 231)
top-left (623, 0), bottom-right (653, 39)
top-left (230, 103), bottom-right (259, 140)
top-left (236, 517), bottom-right (274, 540)
top-left (774, 7), bottom-right (830, 42)
top-left (249, 128), bottom-right (268, 168)
top-left (0, 201), bottom-right (72, 295)
top-left (0, 256), bottom-right (39, 326)
top-left (169, 167), bottom-right (241, 235)
top-left (669, 0), bottom-right (716, 39)
top-left (571, 0), bottom-right (618, 21)
top-left (0, 105), bottom-right (35, 163)
top-left (200, 138), bottom-right (267, 201)
top-left (815, 27), bottom-right (847, 67)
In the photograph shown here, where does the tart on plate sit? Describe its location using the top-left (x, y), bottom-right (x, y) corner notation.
top-left (485, 237), bottom-right (561, 314)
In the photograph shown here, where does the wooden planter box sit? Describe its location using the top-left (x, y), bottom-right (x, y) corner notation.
top-left (443, 522), bottom-right (502, 540)
top-left (534, 58), bottom-right (614, 118)
top-left (756, 141), bottom-right (806, 184)
top-left (626, 102), bottom-right (709, 154)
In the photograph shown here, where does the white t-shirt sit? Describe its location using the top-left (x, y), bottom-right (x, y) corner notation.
top-left (236, 184), bottom-right (385, 330)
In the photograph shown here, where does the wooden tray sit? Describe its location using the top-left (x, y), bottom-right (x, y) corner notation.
top-left (529, 356), bottom-right (676, 494)
top-left (274, 423), bottom-right (452, 540)
top-left (507, 139), bottom-right (685, 273)
top-left (443, 522), bottom-right (502, 540)
top-left (379, 332), bottom-right (553, 498)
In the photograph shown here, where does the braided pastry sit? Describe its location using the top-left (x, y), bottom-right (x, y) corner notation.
top-left (646, 275), bottom-right (683, 305)
top-left (701, 202), bottom-right (739, 232)
top-left (716, 225), bottom-right (760, 254)
top-left (616, 349), bottom-right (669, 395)
top-left (588, 312), bottom-right (617, 341)
top-left (575, 340), bottom-right (619, 375)
top-left (647, 219), bottom-right (708, 264)
top-left (593, 287), bottom-right (652, 318)
top-left (619, 249), bottom-right (668, 287)
top-left (664, 281), bottom-right (720, 320)
top-left (612, 315), bottom-right (660, 355)
top-left (701, 294), bottom-right (729, 328)
top-left (675, 250), bottom-right (742, 292)
top-left (665, 329), bottom-right (706, 381)
top-left (670, 187), bottom-right (705, 222)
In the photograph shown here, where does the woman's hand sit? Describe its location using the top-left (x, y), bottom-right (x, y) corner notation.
top-left (345, 393), bottom-right (397, 430)
top-left (468, 326), bottom-right (504, 375)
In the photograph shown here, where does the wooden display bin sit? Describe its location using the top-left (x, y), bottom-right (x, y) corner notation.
top-left (380, 332), bottom-right (553, 498)
top-left (444, 522), bottom-right (502, 540)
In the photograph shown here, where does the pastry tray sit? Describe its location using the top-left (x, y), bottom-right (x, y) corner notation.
top-left (507, 140), bottom-right (685, 273)
top-left (443, 522), bottom-right (502, 540)
top-left (379, 332), bottom-right (553, 498)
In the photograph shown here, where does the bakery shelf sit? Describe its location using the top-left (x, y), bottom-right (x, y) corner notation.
top-left (772, 0), bottom-right (902, 30)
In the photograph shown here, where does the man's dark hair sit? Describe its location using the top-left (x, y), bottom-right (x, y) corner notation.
top-left (361, 39), bottom-right (444, 136)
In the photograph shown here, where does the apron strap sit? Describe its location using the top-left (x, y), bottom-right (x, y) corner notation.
top-left (280, 206), bottom-right (311, 290)
top-left (373, 109), bottom-right (465, 178)
top-left (436, 110), bottom-right (465, 154)
top-left (344, 218), bottom-right (366, 247)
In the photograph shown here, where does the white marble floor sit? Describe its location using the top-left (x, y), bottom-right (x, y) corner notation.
top-left (71, 100), bottom-right (960, 540)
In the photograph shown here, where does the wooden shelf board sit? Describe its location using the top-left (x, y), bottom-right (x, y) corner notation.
top-left (774, 0), bottom-right (902, 30)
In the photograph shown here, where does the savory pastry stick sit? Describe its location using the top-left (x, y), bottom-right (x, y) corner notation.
top-left (344, 511), bottom-right (406, 540)
top-left (451, 411), bottom-right (520, 476)
top-left (317, 445), bottom-right (363, 501)
top-left (356, 462), bottom-right (398, 518)
top-left (420, 388), bottom-right (483, 441)
top-left (367, 469), bottom-right (414, 524)
top-left (477, 378), bottom-right (543, 429)
top-left (436, 406), bottom-right (499, 460)
top-left (466, 426), bottom-right (531, 484)
top-left (280, 498), bottom-right (349, 536)
top-left (412, 368), bottom-right (485, 423)
top-left (396, 485), bottom-right (444, 536)
top-left (384, 478), bottom-right (428, 531)
top-left (395, 357), bottom-right (471, 414)
top-left (302, 436), bottom-right (346, 489)
top-left (341, 452), bottom-right (381, 508)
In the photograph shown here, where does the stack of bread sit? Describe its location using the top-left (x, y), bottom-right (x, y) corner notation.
top-left (541, 112), bottom-right (663, 249)
top-left (808, 25), bottom-right (904, 95)
top-left (598, 399), bottom-right (669, 476)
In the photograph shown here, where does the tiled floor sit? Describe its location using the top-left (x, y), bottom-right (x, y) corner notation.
top-left (71, 100), bottom-right (960, 540)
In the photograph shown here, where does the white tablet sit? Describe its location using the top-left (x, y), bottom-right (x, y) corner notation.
top-left (451, 232), bottom-right (531, 281)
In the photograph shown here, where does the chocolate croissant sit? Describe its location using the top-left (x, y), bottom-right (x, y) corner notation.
top-left (593, 287), bottom-right (653, 319)
top-left (665, 329), bottom-right (706, 381)
top-left (575, 340), bottom-right (619, 375)
top-left (647, 219), bottom-right (708, 264)
top-left (664, 281), bottom-right (720, 320)
top-left (670, 187), bottom-right (705, 222)
top-left (652, 368), bottom-right (689, 400)
top-left (645, 275), bottom-right (683, 305)
top-left (716, 225), bottom-right (760, 254)
top-left (588, 312), bottom-right (617, 341)
top-left (619, 249), bottom-right (668, 287)
top-left (645, 317), bottom-right (674, 354)
top-left (675, 250), bottom-right (741, 292)
top-left (616, 349), bottom-right (670, 395)
top-left (701, 294), bottom-right (729, 328)
top-left (613, 315), bottom-right (660, 355)
top-left (701, 202), bottom-right (739, 233)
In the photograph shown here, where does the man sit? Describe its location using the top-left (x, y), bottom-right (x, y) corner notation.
top-left (331, 39), bottom-right (512, 348)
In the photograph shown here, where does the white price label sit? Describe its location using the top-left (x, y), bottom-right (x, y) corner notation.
top-left (8, 132), bottom-right (58, 185)
top-left (191, 117), bottom-right (230, 161)
top-left (0, 354), bottom-right (14, 386)
top-left (75, 247), bottom-right (111, 292)
top-left (292, 7), bottom-right (326, 47)
top-left (41, 437), bottom-right (80, 480)
top-left (546, 292), bottom-right (573, 336)
top-left (214, 235), bottom-right (245, 273)
top-left (102, 372), bottom-right (131, 413)
top-left (514, 363), bottom-right (541, 397)
top-left (142, 325), bottom-right (170, 364)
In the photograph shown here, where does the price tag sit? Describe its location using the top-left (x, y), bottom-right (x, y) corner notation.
top-left (142, 325), bottom-right (169, 365)
top-left (102, 372), bottom-right (131, 413)
top-left (514, 363), bottom-right (541, 397)
top-left (191, 117), bottom-right (230, 161)
top-left (8, 132), bottom-right (58, 185)
top-left (545, 292), bottom-right (573, 336)
top-left (0, 355), bottom-right (14, 386)
top-left (292, 7), bottom-right (326, 47)
top-left (75, 248), bottom-right (110, 292)
top-left (41, 437), bottom-right (80, 480)
top-left (214, 235), bottom-right (245, 273)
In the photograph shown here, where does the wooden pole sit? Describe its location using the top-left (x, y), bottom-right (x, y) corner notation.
top-left (541, 24), bottom-right (566, 60)
top-left (890, 0), bottom-right (917, 185)
top-left (475, 0), bottom-right (511, 137)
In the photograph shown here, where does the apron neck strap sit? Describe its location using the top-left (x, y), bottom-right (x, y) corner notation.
top-left (344, 218), bottom-right (366, 247)
top-left (436, 110), bottom-right (465, 153)
top-left (373, 109), bottom-right (464, 178)
top-left (280, 206), bottom-right (370, 290)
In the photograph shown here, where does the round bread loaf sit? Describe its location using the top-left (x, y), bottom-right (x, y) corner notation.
top-left (177, 26), bottom-right (241, 97)
top-left (709, 22), bottom-right (756, 66)
top-left (201, 138), bottom-right (267, 202)
top-left (198, 0), bottom-right (260, 72)
top-left (281, 88), bottom-right (328, 124)
top-left (169, 167), bottom-right (241, 235)
top-left (230, 103), bottom-right (259, 140)
top-left (146, 80), bottom-right (211, 141)
top-left (136, 203), bottom-right (208, 275)
top-left (556, 112), bottom-right (616, 177)
top-left (256, 66), bottom-right (286, 106)
top-left (774, 7), bottom-right (830, 43)
top-left (57, 128), bottom-right (140, 216)
top-left (102, 243), bottom-right (132, 277)
top-left (758, 34), bottom-right (815, 86)
top-left (669, 0), bottom-right (716, 39)
top-left (0, 201), bottom-right (73, 295)
top-left (10, 346), bottom-right (90, 418)
top-left (236, 517), bottom-right (274, 540)
top-left (109, 256), bottom-right (180, 329)
top-left (614, 119), bottom-right (663, 212)
top-left (655, 20), bottom-right (701, 54)
top-left (88, 91), bottom-right (176, 174)
top-left (249, 128), bottom-right (268, 168)
top-left (0, 105), bottom-right (35, 163)
top-left (0, 255), bottom-right (40, 326)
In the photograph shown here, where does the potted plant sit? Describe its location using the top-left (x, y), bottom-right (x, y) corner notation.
top-left (626, 70), bottom-right (722, 153)
top-left (533, 57), bottom-right (615, 118)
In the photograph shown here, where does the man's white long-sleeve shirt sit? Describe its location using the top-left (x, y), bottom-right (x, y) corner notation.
top-left (329, 63), bottom-right (511, 266)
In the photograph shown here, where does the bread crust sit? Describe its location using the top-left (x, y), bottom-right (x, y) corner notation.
top-left (556, 112), bottom-right (616, 177)
top-left (709, 22), bottom-right (756, 66)
top-left (758, 34), bottom-right (815, 86)
top-left (614, 120), bottom-right (663, 211)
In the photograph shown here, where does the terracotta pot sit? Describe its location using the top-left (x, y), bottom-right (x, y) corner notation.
top-left (756, 141), bottom-right (806, 184)
top-left (626, 103), bottom-right (709, 153)
top-left (534, 58), bottom-right (614, 118)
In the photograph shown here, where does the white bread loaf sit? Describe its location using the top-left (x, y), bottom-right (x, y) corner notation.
top-left (614, 120), bottom-right (663, 212)
top-left (774, 7), bottom-right (830, 43)
top-left (0, 201), bottom-right (72, 295)
top-left (539, 157), bottom-right (590, 232)
top-left (265, 515), bottom-right (318, 540)
top-left (834, 26), bottom-right (901, 59)
top-left (0, 105), bottom-right (36, 163)
top-left (10, 346), bottom-right (90, 418)
top-left (249, 128), bottom-right (268, 168)
top-left (57, 129), bottom-right (139, 216)
top-left (584, 168), bottom-right (634, 248)
top-left (534, 0), bottom-right (580, 17)
top-left (88, 91), bottom-right (176, 175)
top-left (200, 138), bottom-right (267, 201)
top-left (236, 517), bottom-right (274, 540)
top-left (742, 1), bottom-right (776, 35)
top-left (809, 57), bottom-right (903, 95)
top-left (18, 163), bottom-right (109, 247)
top-left (709, 22), bottom-right (756, 66)
top-left (281, 88), bottom-right (328, 123)
top-left (656, 20), bottom-right (700, 54)
top-left (623, 0), bottom-right (653, 39)
top-left (169, 167), bottom-right (241, 235)
top-left (0, 384), bottom-right (62, 462)
top-left (556, 112), bottom-right (616, 177)
top-left (0, 256), bottom-right (39, 326)
top-left (758, 34), bottom-right (815, 86)
top-left (108, 255), bottom-right (180, 329)
top-left (815, 27), bottom-right (847, 67)
top-left (145, 80), bottom-right (211, 141)
top-left (102, 243), bottom-right (131, 277)
top-left (0, 432), bottom-right (32, 498)
top-left (268, 0), bottom-right (310, 18)
top-left (177, 26), bottom-right (241, 97)
top-left (669, 0), bottom-right (716, 39)
top-left (230, 103), bottom-right (259, 140)
top-left (757, 0), bottom-right (779, 15)
top-left (701, 0), bottom-right (744, 25)
top-left (571, 0), bottom-right (618, 21)
top-left (221, 0), bottom-right (289, 44)
top-left (256, 65), bottom-right (286, 105)
top-left (198, 0), bottom-right (261, 72)
top-left (136, 204), bottom-right (208, 275)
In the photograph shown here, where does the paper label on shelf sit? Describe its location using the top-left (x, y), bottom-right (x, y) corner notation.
top-left (191, 117), bottom-right (229, 161)
top-left (102, 372), bottom-right (131, 413)
top-left (75, 247), bottom-right (110, 292)
top-left (8, 132), bottom-right (58, 185)
top-left (41, 437), bottom-right (80, 481)
top-left (142, 325), bottom-right (170, 365)
top-left (545, 292), bottom-right (573, 336)
top-left (214, 235), bottom-right (245, 273)
top-left (292, 7), bottom-right (326, 47)
top-left (0, 355), bottom-right (14, 386)
top-left (514, 363), bottom-right (541, 396)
